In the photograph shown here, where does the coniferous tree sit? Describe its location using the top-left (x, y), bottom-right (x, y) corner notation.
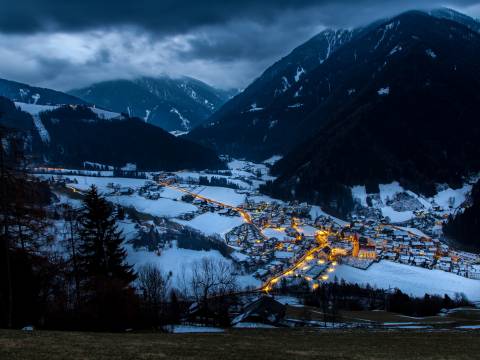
top-left (78, 185), bottom-right (136, 329)
top-left (0, 125), bottom-right (51, 328)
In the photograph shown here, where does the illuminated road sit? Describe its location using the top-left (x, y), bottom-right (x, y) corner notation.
top-left (66, 179), bottom-right (338, 295)
top-left (261, 230), bottom-right (332, 292)
top-left (158, 182), bottom-right (339, 292)
top-left (158, 181), bottom-right (253, 223)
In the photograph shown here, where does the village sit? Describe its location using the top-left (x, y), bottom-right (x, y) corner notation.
top-left (37, 158), bottom-right (480, 296)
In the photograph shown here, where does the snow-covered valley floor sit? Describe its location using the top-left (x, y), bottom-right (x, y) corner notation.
top-left (332, 260), bottom-right (480, 302)
top-left (39, 158), bottom-right (480, 301)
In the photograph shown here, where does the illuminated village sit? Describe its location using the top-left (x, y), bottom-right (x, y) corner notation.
top-left (39, 159), bottom-right (480, 298)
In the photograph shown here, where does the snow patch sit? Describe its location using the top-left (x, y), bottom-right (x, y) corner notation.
top-left (426, 49), bottom-right (437, 59)
top-left (248, 103), bottom-right (264, 112)
top-left (31, 93), bottom-right (40, 104)
top-left (294, 86), bottom-right (303, 98)
top-left (32, 115), bottom-right (50, 144)
top-left (351, 185), bottom-right (368, 207)
top-left (377, 87), bottom-right (390, 96)
top-left (281, 76), bottom-right (291, 92)
top-left (170, 108), bottom-right (190, 130)
top-left (294, 66), bottom-right (306, 82)
top-left (389, 45), bottom-right (403, 56)
top-left (287, 103), bottom-right (303, 109)
top-left (263, 155), bottom-right (282, 165)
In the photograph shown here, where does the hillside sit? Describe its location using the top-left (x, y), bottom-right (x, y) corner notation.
top-left (0, 78), bottom-right (86, 106)
top-left (69, 76), bottom-right (234, 132)
top-left (444, 180), bottom-right (480, 250)
top-left (0, 97), bottom-right (224, 171)
top-left (263, 11), bottom-right (480, 215)
top-left (186, 28), bottom-right (355, 159)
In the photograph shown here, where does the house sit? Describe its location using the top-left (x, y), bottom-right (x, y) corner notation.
top-left (468, 265), bottom-right (480, 280)
top-left (358, 244), bottom-right (377, 259)
top-left (305, 264), bottom-right (328, 279)
top-left (231, 296), bottom-right (286, 327)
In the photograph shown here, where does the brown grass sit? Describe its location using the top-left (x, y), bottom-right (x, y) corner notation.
top-left (1, 328), bottom-right (479, 360)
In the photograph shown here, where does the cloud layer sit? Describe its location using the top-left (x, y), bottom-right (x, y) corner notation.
top-left (0, 0), bottom-right (479, 90)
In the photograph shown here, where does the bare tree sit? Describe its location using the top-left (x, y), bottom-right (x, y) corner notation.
top-left (188, 258), bottom-right (237, 326)
top-left (138, 264), bottom-right (171, 305)
top-left (59, 203), bottom-right (82, 309)
top-left (138, 264), bottom-right (171, 326)
top-left (190, 257), bottom-right (237, 304)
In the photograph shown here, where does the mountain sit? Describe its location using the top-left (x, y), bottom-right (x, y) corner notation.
top-left (186, 28), bottom-right (355, 159)
top-left (0, 78), bottom-right (86, 106)
top-left (69, 76), bottom-right (234, 132)
top-left (260, 11), bottom-right (480, 215)
top-left (188, 9), bottom-right (480, 162)
top-left (0, 96), bottom-right (224, 171)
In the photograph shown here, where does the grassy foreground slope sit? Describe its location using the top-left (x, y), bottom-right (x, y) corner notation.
top-left (1, 329), bottom-right (479, 360)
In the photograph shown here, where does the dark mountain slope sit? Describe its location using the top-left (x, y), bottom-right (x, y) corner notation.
top-left (69, 76), bottom-right (233, 132)
top-left (444, 179), bottom-right (480, 251)
top-left (263, 11), bottom-right (480, 215)
top-left (188, 9), bottom-right (480, 162)
top-left (0, 96), bottom-right (36, 131)
top-left (38, 106), bottom-right (225, 171)
top-left (0, 97), bottom-right (223, 171)
top-left (0, 78), bottom-right (86, 106)
top-left (186, 29), bottom-right (354, 159)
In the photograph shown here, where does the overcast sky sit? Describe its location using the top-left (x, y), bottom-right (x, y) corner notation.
top-left (0, 0), bottom-right (479, 91)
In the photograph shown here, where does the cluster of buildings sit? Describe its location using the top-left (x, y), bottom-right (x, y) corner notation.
top-left (334, 217), bottom-right (480, 280)
top-left (44, 165), bottom-right (480, 288)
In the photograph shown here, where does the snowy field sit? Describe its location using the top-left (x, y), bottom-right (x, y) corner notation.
top-left (173, 212), bottom-right (245, 237)
top-left (309, 205), bottom-right (349, 226)
top-left (184, 185), bottom-right (246, 207)
top-left (60, 175), bottom-right (147, 193)
top-left (110, 195), bottom-right (196, 218)
top-left (15, 101), bottom-right (120, 120)
top-left (262, 228), bottom-right (293, 241)
top-left (124, 242), bottom-right (260, 290)
top-left (331, 261), bottom-right (480, 301)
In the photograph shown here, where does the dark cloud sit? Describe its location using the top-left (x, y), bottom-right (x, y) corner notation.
top-left (0, 0), bottom-right (478, 34)
top-left (0, 0), bottom-right (320, 34)
top-left (0, 1), bottom-right (479, 90)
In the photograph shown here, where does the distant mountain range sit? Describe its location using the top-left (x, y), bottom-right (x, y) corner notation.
top-left (188, 8), bottom-right (480, 215)
top-left (69, 76), bottom-right (236, 132)
top-left (0, 97), bottom-right (224, 171)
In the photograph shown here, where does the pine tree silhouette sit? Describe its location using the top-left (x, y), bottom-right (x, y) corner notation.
top-left (78, 185), bottom-right (136, 329)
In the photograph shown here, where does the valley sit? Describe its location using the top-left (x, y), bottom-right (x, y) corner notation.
top-left (1, 3), bottom-right (480, 352)
top-left (36, 156), bottom-right (480, 304)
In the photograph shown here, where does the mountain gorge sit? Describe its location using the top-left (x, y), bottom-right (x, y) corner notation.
top-left (69, 76), bottom-right (235, 132)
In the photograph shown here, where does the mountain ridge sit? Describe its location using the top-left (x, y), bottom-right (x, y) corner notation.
top-left (69, 76), bottom-right (235, 132)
